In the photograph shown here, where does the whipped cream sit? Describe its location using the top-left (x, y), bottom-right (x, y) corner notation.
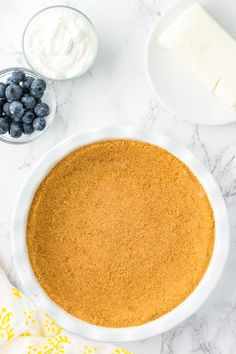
top-left (23, 7), bottom-right (98, 80)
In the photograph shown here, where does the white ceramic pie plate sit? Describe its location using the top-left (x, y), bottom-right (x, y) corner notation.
top-left (12, 127), bottom-right (229, 342)
top-left (146, 0), bottom-right (236, 125)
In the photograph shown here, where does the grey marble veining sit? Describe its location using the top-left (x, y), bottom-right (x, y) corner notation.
top-left (0, 0), bottom-right (236, 353)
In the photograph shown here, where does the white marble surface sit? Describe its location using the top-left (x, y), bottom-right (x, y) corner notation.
top-left (0, 0), bottom-right (236, 353)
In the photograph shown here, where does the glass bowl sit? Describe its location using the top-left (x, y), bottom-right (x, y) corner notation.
top-left (0, 67), bottom-right (56, 144)
top-left (22, 5), bottom-right (98, 81)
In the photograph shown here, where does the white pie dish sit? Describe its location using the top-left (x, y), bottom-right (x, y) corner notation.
top-left (146, 0), bottom-right (236, 125)
top-left (12, 126), bottom-right (229, 342)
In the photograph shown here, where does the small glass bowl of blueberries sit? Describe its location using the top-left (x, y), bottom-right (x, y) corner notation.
top-left (0, 67), bottom-right (56, 144)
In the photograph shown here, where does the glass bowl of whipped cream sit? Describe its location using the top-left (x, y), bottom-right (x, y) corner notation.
top-left (22, 6), bottom-right (98, 81)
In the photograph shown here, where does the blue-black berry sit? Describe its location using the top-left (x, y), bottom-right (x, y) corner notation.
top-left (34, 102), bottom-right (50, 117)
top-left (5, 84), bottom-right (22, 101)
top-left (3, 115), bottom-right (12, 124)
top-left (10, 122), bottom-right (22, 138)
top-left (0, 83), bottom-right (6, 98)
top-left (9, 101), bottom-right (24, 119)
top-left (22, 87), bottom-right (29, 95)
top-left (23, 123), bottom-right (34, 135)
top-left (22, 76), bottom-right (34, 89)
top-left (3, 102), bottom-right (11, 116)
top-left (33, 117), bottom-right (46, 131)
top-left (21, 94), bottom-right (36, 110)
top-left (0, 98), bottom-right (7, 107)
top-left (11, 70), bottom-right (26, 84)
top-left (0, 117), bottom-right (9, 134)
top-left (6, 77), bottom-right (12, 86)
top-left (22, 111), bottom-right (35, 124)
top-left (30, 79), bottom-right (46, 99)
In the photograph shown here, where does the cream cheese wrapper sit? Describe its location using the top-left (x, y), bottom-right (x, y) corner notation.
top-left (159, 4), bottom-right (236, 109)
top-left (0, 269), bottom-right (134, 354)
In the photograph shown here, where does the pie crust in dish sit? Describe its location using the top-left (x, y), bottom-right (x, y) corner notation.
top-left (27, 139), bottom-right (215, 328)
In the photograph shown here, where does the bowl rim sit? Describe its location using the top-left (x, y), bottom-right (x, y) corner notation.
top-left (12, 126), bottom-right (229, 342)
top-left (0, 66), bottom-right (56, 145)
top-left (22, 5), bottom-right (98, 82)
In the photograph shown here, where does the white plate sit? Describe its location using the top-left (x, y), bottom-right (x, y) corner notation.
top-left (146, 0), bottom-right (236, 125)
top-left (12, 127), bottom-right (229, 342)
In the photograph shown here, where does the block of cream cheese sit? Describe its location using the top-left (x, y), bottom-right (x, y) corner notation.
top-left (159, 4), bottom-right (236, 109)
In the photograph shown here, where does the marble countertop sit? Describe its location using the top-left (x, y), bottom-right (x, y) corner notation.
top-left (1, 0), bottom-right (236, 353)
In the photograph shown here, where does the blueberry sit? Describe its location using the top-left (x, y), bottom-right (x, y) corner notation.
top-left (34, 102), bottom-right (50, 117)
top-left (31, 78), bottom-right (46, 91)
top-left (30, 79), bottom-right (46, 99)
top-left (22, 76), bottom-right (34, 89)
top-left (0, 105), bottom-right (2, 117)
top-left (0, 117), bottom-right (9, 134)
top-left (5, 84), bottom-right (22, 101)
top-left (6, 77), bottom-right (12, 86)
top-left (10, 122), bottom-right (22, 138)
top-left (0, 83), bottom-right (6, 98)
top-left (3, 102), bottom-right (10, 116)
top-left (30, 88), bottom-right (44, 99)
top-left (33, 117), bottom-right (46, 131)
top-left (21, 94), bottom-right (36, 110)
top-left (9, 101), bottom-right (24, 119)
top-left (22, 111), bottom-right (35, 124)
top-left (22, 87), bottom-right (29, 95)
top-left (23, 123), bottom-right (34, 135)
top-left (3, 115), bottom-right (12, 124)
top-left (0, 98), bottom-right (7, 107)
top-left (11, 70), bottom-right (26, 84)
